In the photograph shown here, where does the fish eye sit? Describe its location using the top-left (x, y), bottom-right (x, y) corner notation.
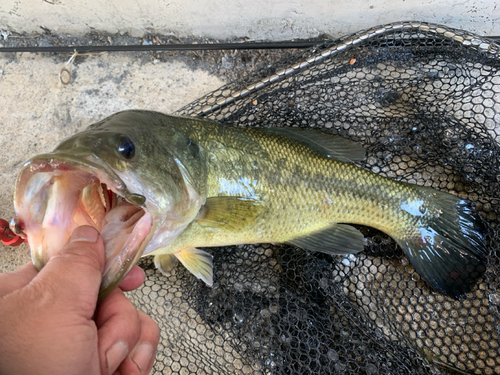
top-left (117, 136), bottom-right (135, 159)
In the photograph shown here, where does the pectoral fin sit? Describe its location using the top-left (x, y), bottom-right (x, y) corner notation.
top-left (288, 224), bottom-right (366, 255)
top-left (154, 253), bottom-right (179, 274)
top-left (174, 248), bottom-right (214, 286)
top-left (196, 196), bottom-right (264, 231)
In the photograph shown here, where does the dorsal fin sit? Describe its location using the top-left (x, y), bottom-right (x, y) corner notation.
top-left (262, 127), bottom-right (365, 163)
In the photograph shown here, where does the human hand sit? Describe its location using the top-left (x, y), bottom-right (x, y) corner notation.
top-left (0, 225), bottom-right (160, 375)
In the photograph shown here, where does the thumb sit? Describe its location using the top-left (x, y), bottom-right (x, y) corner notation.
top-left (31, 226), bottom-right (105, 316)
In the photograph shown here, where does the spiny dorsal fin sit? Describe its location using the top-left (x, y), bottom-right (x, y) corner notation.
top-left (196, 196), bottom-right (264, 231)
top-left (174, 248), bottom-right (214, 286)
top-left (287, 224), bottom-right (366, 255)
top-left (262, 127), bottom-right (365, 163)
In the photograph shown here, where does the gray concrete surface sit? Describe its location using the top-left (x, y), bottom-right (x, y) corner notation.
top-left (1, 0), bottom-right (499, 39)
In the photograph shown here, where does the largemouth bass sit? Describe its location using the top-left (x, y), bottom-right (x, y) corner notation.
top-left (11, 110), bottom-right (487, 300)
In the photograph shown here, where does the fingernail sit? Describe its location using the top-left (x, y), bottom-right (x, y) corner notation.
top-left (70, 226), bottom-right (99, 243)
top-left (106, 341), bottom-right (128, 375)
top-left (131, 343), bottom-right (154, 374)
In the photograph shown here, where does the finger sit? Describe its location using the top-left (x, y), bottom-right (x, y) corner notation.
top-left (118, 265), bottom-right (145, 292)
top-left (117, 311), bottom-right (160, 375)
top-left (0, 262), bottom-right (38, 296)
top-left (96, 287), bottom-right (141, 375)
top-left (28, 226), bottom-right (105, 317)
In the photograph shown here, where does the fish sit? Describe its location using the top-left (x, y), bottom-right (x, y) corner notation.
top-left (11, 110), bottom-right (487, 300)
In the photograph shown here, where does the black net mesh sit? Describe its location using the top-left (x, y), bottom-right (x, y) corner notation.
top-left (127, 22), bottom-right (500, 374)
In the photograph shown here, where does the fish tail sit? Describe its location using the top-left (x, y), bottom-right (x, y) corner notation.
top-left (394, 187), bottom-right (488, 299)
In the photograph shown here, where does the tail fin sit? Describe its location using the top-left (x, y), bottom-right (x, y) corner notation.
top-left (395, 188), bottom-right (487, 299)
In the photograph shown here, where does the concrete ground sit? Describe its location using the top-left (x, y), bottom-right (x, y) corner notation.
top-left (1, 0), bottom-right (498, 39)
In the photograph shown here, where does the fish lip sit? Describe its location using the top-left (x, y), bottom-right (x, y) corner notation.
top-left (13, 150), bottom-right (151, 299)
top-left (14, 151), bottom-right (130, 208)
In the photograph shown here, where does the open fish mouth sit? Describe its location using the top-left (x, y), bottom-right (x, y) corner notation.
top-left (11, 151), bottom-right (152, 300)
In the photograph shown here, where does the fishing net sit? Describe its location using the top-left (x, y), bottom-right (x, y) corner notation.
top-left (127, 21), bottom-right (500, 374)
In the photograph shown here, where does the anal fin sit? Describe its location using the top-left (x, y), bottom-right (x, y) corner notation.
top-left (288, 224), bottom-right (366, 255)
